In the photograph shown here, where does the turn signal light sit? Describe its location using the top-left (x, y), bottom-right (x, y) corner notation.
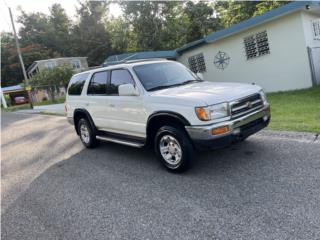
top-left (195, 107), bottom-right (210, 121)
top-left (212, 126), bottom-right (230, 135)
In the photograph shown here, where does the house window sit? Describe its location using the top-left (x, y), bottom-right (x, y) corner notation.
top-left (46, 62), bottom-right (57, 69)
top-left (312, 19), bottom-right (320, 40)
top-left (72, 60), bottom-right (81, 69)
top-left (244, 30), bottom-right (270, 59)
top-left (188, 53), bottom-right (206, 73)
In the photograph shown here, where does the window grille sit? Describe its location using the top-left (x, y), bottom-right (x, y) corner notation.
top-left (244, 30), bottom-right (270, 59)
top-left (188, 53), bottom-right (206, 72)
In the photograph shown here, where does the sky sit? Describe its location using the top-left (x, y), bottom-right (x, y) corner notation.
top-left (0, 0), bottom-right (122, 32)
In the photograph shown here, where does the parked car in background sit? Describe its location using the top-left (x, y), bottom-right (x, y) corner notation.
top-left (14, 96), bottom-right (28, 105)
top-left (66, 59), bottom-right (270, 172)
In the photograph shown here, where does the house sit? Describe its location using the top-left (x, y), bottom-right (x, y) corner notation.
top-left (104, 1), bottom-right (320, 92)
top-left (27, 57), bottom-right (88, 78)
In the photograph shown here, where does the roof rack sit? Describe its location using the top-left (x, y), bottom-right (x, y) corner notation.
top-left (102, 58), bottom-right (168, 67)
top-left (124, 58), bottom-right (167, 63)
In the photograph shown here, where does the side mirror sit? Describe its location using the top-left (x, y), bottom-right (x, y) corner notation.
top-left (118, 84), bottom-right (138, 96)
top-left (196, 72), bottom-right (204, 80)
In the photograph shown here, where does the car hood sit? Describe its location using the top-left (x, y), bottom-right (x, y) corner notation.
top-left (148, 81), bottom-right (262, 106)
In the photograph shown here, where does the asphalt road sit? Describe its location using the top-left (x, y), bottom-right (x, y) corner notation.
top-left (1, 112), bottom-right (320, 240)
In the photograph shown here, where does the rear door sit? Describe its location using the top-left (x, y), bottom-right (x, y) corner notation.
top-left (85, 70), bottom-right (109, 129)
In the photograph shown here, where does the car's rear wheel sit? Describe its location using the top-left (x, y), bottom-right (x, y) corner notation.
top-left (78, 118), bottom-right (98, 148)
top-left (155, 125), bottom-right (194, 173)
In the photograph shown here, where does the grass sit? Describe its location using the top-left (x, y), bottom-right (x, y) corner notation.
top-left (1, 104), bottom-right (32, 112)
top-left (2, 97), bottom-right (65, 112)
top-left (33, 97), bottom-right (65, 106)
top-left (267, 86), bottom-right (320, 133)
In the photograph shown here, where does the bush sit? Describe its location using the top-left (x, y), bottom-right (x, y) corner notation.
top-left (30, 65), bottom-right (73, 102)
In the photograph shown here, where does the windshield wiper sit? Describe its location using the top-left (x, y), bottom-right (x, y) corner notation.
top-left (148, 80), bottom-right (202, 92)
top-left (148, 85), bottom-right (173, 91)
top-left (169, 79), bottom-right (203, 87)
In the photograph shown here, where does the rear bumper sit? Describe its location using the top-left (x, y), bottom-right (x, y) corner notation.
top-left (185, 104), bottom-right (270, 150)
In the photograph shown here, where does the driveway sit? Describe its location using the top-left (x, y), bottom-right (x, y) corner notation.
top-left (1, 112), bottom-right (320, 240)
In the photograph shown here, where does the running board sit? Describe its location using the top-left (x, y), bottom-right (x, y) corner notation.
top-left (96, 135), bottom-right (144, 148)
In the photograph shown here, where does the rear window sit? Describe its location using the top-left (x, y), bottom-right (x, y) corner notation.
top-left (67, 73), bottom-right (90, 95)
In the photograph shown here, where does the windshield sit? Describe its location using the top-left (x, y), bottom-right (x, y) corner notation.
top-left (133, 62), bottom-right (202, 91)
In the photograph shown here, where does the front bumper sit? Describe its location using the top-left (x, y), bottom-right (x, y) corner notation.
top-left (185, 104), bottom-right (270, 150)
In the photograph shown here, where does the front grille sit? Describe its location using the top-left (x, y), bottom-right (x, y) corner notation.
top-left (230, 93), bottom-right (263, 118)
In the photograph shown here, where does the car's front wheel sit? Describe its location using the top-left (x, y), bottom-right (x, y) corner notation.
top-left (155, 125), bottom-right (194, 173)
top-left (77, 118), bottom-right (98, 148)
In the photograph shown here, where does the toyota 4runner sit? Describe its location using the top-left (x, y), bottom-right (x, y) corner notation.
top-left (66, 59), bottom-right (270, 172)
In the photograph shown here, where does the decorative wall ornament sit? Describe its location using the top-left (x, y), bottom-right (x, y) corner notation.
top-left (214, 51), bottom-right (230, 70)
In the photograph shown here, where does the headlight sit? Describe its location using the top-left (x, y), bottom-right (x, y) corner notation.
top-left (259, 90), bottom-right (267, 105)
top-left (195, 102), bottom-right (229, 121)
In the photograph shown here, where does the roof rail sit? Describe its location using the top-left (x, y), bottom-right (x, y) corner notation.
top-left (124, 58), bottom-right (167, 63)
top-left (102, 58), bottom-right (168, 67)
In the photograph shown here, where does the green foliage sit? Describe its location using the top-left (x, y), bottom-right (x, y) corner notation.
top-left (1, 32), bottom-right (23, 87)
top-left (30, 65), bottom-right (73, 101)
top-left (214, 0), bottom-right (289, 28)
top-left (184, 1), bottom-right (220, 42)
top-left (71, 1), bottom-right (113, 66)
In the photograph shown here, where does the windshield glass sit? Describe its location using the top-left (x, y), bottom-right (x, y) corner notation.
top-left (133, 62), bottom-right (201, 91)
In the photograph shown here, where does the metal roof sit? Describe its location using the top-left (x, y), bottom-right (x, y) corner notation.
top-left (1, 84), bottom-right (24, 93)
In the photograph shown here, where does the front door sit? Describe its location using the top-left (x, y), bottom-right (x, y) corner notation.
top-left (102, 68), bottom-right (147, 139)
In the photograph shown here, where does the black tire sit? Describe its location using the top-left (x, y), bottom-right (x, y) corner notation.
top-left (77, 118), bottom-right (98, 148)
top-left (154, 125), bottom-right (195, 173)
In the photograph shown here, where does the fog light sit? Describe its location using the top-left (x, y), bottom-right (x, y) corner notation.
top-left (212, 126), bottom-right (230, 135)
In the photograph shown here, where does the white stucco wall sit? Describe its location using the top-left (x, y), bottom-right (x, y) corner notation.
top-left (177, 11), bottom-right (314, 93)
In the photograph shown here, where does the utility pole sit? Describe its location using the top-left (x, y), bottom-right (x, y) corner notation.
top-left (9, 7), bottom-right (33, 108)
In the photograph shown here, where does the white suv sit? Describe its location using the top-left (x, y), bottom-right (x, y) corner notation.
top-left (66, 59), bottom-right (270, 172)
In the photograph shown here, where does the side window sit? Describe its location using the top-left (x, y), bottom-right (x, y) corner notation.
top-left (108, 69), bottom-right (135, 95)
top-left (87, 71), bottom-right (108, 95)
top-left (68, 73), bottom-right (89, 95)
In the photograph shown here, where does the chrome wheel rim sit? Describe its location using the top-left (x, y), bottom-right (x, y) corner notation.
top-left (159, 135), bottom-right (182, 166)
top-left (80, 124), bottom-right (90, 144)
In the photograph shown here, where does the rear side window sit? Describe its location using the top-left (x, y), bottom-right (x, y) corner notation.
top-left (68, 73), bottom-right (89, 95)
top-left (108, 69), bottom-right (135, 95)
top-left (87, 71), bottom-right (108, 95)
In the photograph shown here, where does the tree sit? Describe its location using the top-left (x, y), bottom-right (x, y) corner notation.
top-left (120, 1), bottom-right (185, 51)
top-left (29, 65), bottom-right (73, 101)
top-left (1, 33), bottom-right (23, 87)
top-left (71, 0), bottom-right (113, 66)
top-left (183, 1), bottom-right (220, 42)
top-left (214, 0), bottom-right (289, 28)
top-left (47, 4), bottom-right (72, 56)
